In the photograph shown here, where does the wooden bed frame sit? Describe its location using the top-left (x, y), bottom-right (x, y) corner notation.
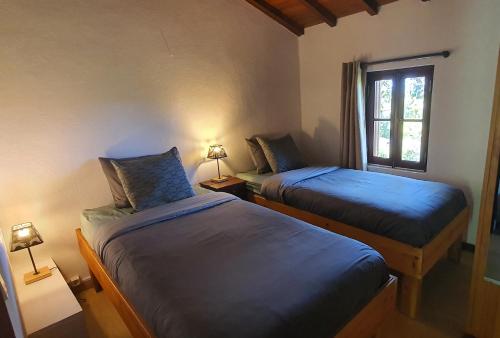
top-left (76, 228), bottom-right (397, 338)
top-left (247, 193), bottom-right (470, 319)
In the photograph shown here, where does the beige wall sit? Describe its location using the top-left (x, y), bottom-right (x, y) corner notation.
top-left (299, 0), bottom-right (500, 243)
top-left (0, 0), bottom-right (301, 279)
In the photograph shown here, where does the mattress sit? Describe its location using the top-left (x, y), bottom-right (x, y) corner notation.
top-left (81, 185), bottom-right (211, 243)
top-left (235, 170), bottom-right (273, 193)
top-left (92, 192), bottom-right (389, 338)
top-left (260, 167), bottom-right (467, 247)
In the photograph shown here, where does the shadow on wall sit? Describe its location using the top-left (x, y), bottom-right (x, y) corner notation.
top-left (300, 117), bottom-right (340, 166)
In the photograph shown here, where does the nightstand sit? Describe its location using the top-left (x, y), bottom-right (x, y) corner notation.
top-left (12, 257), bottom-right (87, 338)
top-left (200, 176), bottom-right (248, 200)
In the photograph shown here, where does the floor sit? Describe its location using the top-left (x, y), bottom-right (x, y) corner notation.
top-left (78, 251), bottom-right (473, 338)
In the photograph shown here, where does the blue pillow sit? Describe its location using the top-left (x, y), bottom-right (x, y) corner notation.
top-left (99, 151), bottom-right (176, 208)
top-left (111, 147), bottom-right (195, 211)
top-left (256, 135), bottom-right (306, 173)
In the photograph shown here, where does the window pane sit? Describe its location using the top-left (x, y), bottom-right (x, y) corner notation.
top-left (401, 121), bottom-right (423, 162)
top-left (373, 121), bottom-right (391, 158)
top-left (404, 77), bottom-right (425, 120)
top-left (374, 79), bottom-right (392, 119)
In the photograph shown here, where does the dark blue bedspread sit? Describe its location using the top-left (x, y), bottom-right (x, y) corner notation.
top-left (95, 193), bottom-right (388, 338)
top-left (261, 167), bottom-right (467, 247)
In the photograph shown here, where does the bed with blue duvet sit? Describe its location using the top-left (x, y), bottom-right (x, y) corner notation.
top-left (237, 166), bottom-right (469, 318)
top-left (246, 166), bottom-right (468, 248)
top-left (79, 191), bottom-right (395, 338)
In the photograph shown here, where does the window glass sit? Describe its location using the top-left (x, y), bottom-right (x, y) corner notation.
top-left (401, 121), bottom-right (422, 162)
top-left (374, 79), bottom-right (393, 119)
top-left (373, 121), bottom-right (391, 159)
top-left (404, 77), bottom-right (425, 120)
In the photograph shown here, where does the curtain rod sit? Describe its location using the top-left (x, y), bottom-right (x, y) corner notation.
top-left (361, 50), bottom-right (450, 67)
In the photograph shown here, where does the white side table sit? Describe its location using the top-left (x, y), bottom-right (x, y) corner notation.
top-left (12, 258), bottom-right (87, 338)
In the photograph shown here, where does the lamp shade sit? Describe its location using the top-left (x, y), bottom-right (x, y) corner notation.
top-left (207, 145), bottom-right (227, 160)
top-left (10, 222), bottom-right (44, 252)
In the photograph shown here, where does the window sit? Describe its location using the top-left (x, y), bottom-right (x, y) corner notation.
top-left (366, 65), bottom-right (434, 171)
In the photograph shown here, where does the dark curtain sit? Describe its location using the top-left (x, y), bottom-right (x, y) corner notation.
top-left (340, 61), bottom-right (368, 170)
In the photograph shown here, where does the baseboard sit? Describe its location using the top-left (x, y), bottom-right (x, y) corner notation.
top-left (462, 242), bottom-right (475, 252)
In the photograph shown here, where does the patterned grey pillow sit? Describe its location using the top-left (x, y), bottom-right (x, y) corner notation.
top-left (256, 135), bottom-right (306, 173)
top-left (245, 138), bottom-right (271, 174)
top-left (99, 150), bottom-right (181, 208)
top-left (111, 147), bottom-right (195, 211)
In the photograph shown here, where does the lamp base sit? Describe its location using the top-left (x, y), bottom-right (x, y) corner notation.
top-left (210, 176), bottom-right (229, 183)
top-left (24, 266), bottom-right (52, 285)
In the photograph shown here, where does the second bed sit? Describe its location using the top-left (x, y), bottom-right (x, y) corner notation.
top-left (237, 166), bottom-right (469, 318)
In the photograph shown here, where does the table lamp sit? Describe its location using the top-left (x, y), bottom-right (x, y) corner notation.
top-left (10, 222), bottom-right (52, 285)
top-left (207, 144), bottom-right (228, 183)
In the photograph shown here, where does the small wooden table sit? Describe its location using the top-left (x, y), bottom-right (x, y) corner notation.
top-left (200, 176), bottom-right (247, 200)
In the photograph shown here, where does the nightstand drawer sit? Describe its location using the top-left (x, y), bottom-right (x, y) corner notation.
top-left (222, 185), bottom-right (247, 199)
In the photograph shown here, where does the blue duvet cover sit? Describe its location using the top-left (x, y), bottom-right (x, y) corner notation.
top-left (92, 192), bottom-right (388, 338)
top-left (261, 167), bottom-right (466, 247)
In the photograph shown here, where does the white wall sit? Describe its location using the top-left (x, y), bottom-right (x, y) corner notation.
top-left (0, 0), bottom-right (301, 279)
top-left (299, 0), bottom-right (500, 243)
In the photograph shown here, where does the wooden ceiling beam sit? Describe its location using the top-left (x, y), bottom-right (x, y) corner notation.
top-left (298, 0), bottom-right (337, 27)
top-left (246, 0), bottom-right (304, 36)
top-left (361, 0), bottom-right (379, 16)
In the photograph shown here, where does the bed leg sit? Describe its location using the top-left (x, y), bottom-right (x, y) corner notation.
top-left (448, 238), bottom-right (462, 263)
top-left (398, 275), bottom-right (422, 319)
top-left (89, 267), bottom-right (103, 292)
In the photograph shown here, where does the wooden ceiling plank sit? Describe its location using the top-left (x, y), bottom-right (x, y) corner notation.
top-left (246, 0), bottom-right (305, 36)
top-left (298, 0), bottom-right (337, 27)
top-left (361, 0), bottom-right (379, 15)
